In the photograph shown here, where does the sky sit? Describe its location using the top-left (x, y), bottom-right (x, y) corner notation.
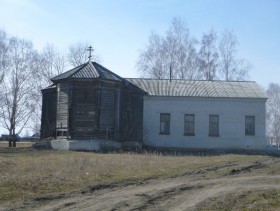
top-left (0, 0), bottom-right (279, 135)
top-left (0, 0), bottom-right (279, 89)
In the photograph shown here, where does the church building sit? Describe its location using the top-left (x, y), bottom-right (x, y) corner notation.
top-left (41, 59), bottom-right (267, 151)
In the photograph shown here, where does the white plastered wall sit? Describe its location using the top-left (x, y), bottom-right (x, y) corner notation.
top-left (143, 96), bottom-right (267, 150)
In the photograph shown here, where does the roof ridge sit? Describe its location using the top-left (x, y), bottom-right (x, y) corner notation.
top-left (68, 62), bottom-right (90, 78)
top-left (125, 78), bottom-right (267, 99)
top-left (125, 78), bottom-right (256, 83)
top-left (93, 62), bottom-right (124, 80)
top-left (51, 63), bottom-right (87, 81)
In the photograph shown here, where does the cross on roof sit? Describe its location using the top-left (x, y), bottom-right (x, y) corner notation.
top-left (87, 45), bottom-right (93, 61)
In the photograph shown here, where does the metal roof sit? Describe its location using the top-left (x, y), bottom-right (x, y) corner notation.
top-left (51, 62), bottom-right (123, 82)
top-left (126, 79), bottom-right (267, 99)
top-left (50, 62), bottom-right (267, 99)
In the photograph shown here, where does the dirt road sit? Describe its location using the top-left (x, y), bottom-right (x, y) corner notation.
top-left (3, 156), bottom-right (280, 211)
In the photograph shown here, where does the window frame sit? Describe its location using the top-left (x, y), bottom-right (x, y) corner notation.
top-left (209, 115), bottom-right (219, 137)
top-left (245, 116), bottom-right (255, 136)
top-left (159, 113), bottom-right (170, 135)
top-left (184, 114), bottom-right (195, 136)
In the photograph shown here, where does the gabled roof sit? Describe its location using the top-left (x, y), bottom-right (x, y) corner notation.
top-left (51, 62), bottom-right (124, 82)
top-left (126, 78), bottom-right (267, 99)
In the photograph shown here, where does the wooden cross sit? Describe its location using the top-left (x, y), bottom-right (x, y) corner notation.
top-left (87, 45), bottom-right (93, 61)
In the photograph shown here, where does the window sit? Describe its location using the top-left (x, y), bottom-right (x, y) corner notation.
top-left (184, 114), bottom-right (195, 136)
top-left (209, 115), bottom-right (219, 136)
top-left (160, 113), bottom-right (170, 134)
top-left (245, 116), bottom-right (255, 135)
top-left (56, 129), bottom-right (68, 137)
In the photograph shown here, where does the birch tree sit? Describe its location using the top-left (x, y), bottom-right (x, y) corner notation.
top-left (0, 29), bottom-right (8, 84)
top-left (0, 29), bottom-right (8, 118)
top-left (29, 44), bottom-right (67, 134)
top-left (0, 37), bottom-right (38, 146)
top-left (266, 83), bottom-right (280, 141)
top-left (37, 44), bottom-right (66, 87)
top-left (67, 42), bottom-right (99, 67)
top-left (137, 32), bottom-right (168, 79)
top-left (165, 18), bottom-right (199, 80)
top-left (218, 30), bottom-right (249, 81)
top-left (198, 29), bottom-right (219, 80)
top-left (137, 18), bottom-right (199, 80)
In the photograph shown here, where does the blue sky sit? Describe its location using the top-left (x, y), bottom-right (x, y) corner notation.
top-left (0, 0), bottom-right (279, 88)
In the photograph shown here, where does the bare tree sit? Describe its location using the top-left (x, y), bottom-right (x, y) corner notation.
top-left (137, 32), bottom-right (168, 79)
top-left (266, 83), bottom-right (280, 141)
top-left (137, 18), bottom-right (199, 80)
top-left (0, 36), bottom-right (38, 146)
top-left (67, 42), bottom-right (99, 67)
top-left (53, 49), bottom-right (67, 75)
top-left (138, 18), bottom-right (250, 82)
top-left (198, 29), bottom-right (219, 80)
top-left (38, 44), bottom-right (66, 85)
top-left (165, 18), bottom-right (199, 80)
top-left (0, 29), bottom-right (8, 119)
top-left (29, 44), bottom-right (67, 135)
top-left (218, 30), bottom-right (250, 81)
top-left (36, 44), bottom-right (66, 98)
top-left (0, 29), bottom-right (8, 84)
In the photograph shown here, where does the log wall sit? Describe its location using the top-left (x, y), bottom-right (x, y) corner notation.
top-left (41, 78), bottom-right (144, 143)
top-left (56, 82), bottom-right (69, 130)
top-left (69, 80), bottom-right (100, 139)
top-left (41, 87), bottom-right (57, 139)
top-left (68, 79), bottom-right (144, 142)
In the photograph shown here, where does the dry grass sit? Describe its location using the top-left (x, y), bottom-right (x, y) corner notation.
top-left (0, 149), bottom-right (270, 204)
top-left (0, 141), bottom-right (34, 148)
top-left (200, 189), bottom-right (280, 210)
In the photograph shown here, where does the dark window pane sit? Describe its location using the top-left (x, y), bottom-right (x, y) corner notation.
top-left (209, 115), bottom-right (219, 136)
top-left (160, 113), bottom-right (170, 134)
top-left (185, 114), bottom-right (195, 136)
top-left (245, 116), bottom-right (255, 135)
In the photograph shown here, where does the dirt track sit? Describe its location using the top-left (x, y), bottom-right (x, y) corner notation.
top-left (34, 175), bottom-right (280, 211)
top-left (3, 156), bottom-right (280, 211)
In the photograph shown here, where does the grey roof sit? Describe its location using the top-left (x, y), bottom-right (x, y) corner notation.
top-left (126, 79), bottom-right (267, 99)
top-left (50, 62), bottom-right (266, 99)
top-left (51, 62), bottom-right (123, 82)
top-left (41, 84), bottom-right (56, 93)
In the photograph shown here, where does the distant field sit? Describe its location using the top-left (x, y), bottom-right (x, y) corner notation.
top-left (0, 141), bottom-right (34, 148)
top-left (1, 148), bottom-right (280, 210)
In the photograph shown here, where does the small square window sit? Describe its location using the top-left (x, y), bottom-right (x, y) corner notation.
top-left (160, 113), bottom-right (170, 134)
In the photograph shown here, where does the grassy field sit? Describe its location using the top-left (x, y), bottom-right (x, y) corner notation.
top-left (1, 146), bottom-right (280, 210)
top-left (0, 141), bottom-right (34, 148)
top-left (200, 189), bottom-right (280, 210)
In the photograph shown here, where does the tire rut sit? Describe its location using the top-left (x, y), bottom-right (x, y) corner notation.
top-left (111, 184), bottom-right (205, 211)
top-left (228, 157), bottom-right (280, 175)
top-left (3, 157), bottom-right (280, 211)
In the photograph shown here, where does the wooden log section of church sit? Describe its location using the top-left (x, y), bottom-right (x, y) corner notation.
top-left (41, 87), bottom-right (57, 139)
top-left (99, 88), bottom-right (115, 129)
top-left (56, 82), bottom-right (69, 132)
top-left (120, 89), bottom-right (144, 142)
top-left (69, 81), bottom-right (100, 139)
top-left (114, 88), bottom-right (121, 140)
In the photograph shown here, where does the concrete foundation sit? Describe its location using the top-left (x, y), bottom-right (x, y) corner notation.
top-left (51, 139), bottom-right (122, 151)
